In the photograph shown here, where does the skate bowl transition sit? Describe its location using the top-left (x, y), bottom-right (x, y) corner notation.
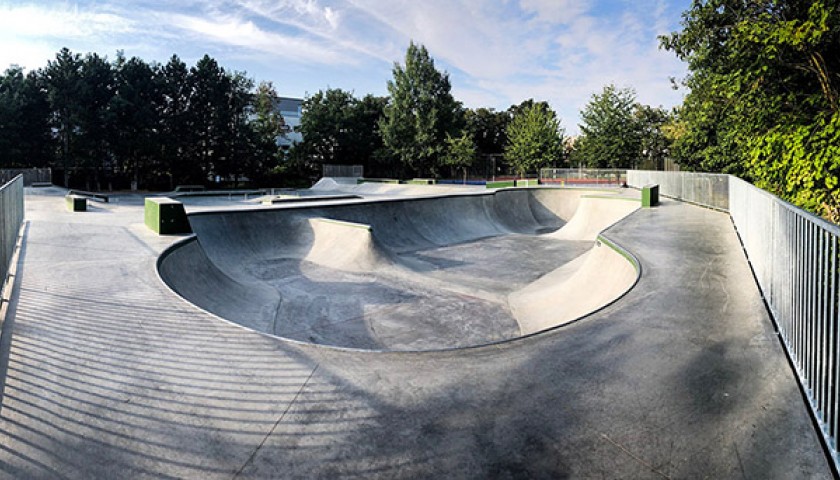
top-left (158, 188), bottom-right (642, 351)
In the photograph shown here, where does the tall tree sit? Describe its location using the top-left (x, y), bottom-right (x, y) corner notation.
top-left (298, 88), bottom-right (356, 166)
top-left (504, 101), bottom-right (564, 177)
top-left (380, 42), bottom-right (462, 177)
top-left (189, 55), bottom-right (229, 182)
top-left (465, 107), bottom-right (509, 156)
top-left (43, 48), bottom-right (84, 187)
top-left (159, 55), bottom-right (195, 187)
top-left (576, 84), bottom-right (641, 169)
top-left (296, 89), bottom-right (386, 174)
top-left (662, 0), bottom-right (840, 220)
top-left (635, 105), bottom-right (674, 170)
top-left (349, 94), bottom-right (387, 171)
top-left (247, 81), bottom-right (286, 183)
top-left (442, 132), bottom-right (477, 183)
top-left (0, 67), bottom-right (52, 168)
top-left (76, 53), bottom-right (115, 189)
top-left (110, 53), bottom-right (161, 189)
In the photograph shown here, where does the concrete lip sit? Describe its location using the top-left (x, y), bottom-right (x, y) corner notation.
top-left (158, 187), bottom-right (642, 352)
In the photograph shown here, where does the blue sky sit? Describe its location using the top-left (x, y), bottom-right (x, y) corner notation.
top-left (0, 0), bottom-right (688, 134)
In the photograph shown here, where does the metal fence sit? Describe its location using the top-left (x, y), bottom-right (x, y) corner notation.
top-left (540, 168), bottom-right (626, 187)
top-left (629, 169), bottom-right (840, 467)
top-left (627, 170), bottom-right (729, 210)
top-left (0, 175), bottom-right (24, 292)
top-left (729, 177), bottom-right (840, 464)
top-left (323, 164), bottom-right (363, 178)
top-left (0, 168), bottom-right (50, 186)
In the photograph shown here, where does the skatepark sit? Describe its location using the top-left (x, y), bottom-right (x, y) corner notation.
top-left (0, 178), bottom-right (834, 478)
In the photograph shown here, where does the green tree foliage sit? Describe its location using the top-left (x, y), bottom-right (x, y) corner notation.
top-left (110, 53), bottom-right (162, 189)
top-left (576, 85), bottom-right (641, 169)
top-left (1, 48), bottom-right (291, 190)
top-left (76, 53), bottom-right (115, 190)
top-left (158, 55), bottom-right (194, 188)
top-left (635, 105), bottom-right (674, 170)
top-left (381, 42), bottom-right (462, 177)
top-left (0, 67), bottom-right (52, 168)
top-left (42, 48), bottom-right (84, 187)
top-left (295, 88), bottom-right (386, 174)
top-left (504, 101), bottom-right (564, 177)
top-left (248, 81), bottom-right (287, 183)
top-left (662, 0), bottom-right (840, 220)
top-left (465, 107), bottom-right (509, 156)
top-left (442, 132), bottom-right (477, 183)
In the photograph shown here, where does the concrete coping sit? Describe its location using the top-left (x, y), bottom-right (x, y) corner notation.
top-left (147, 197), bottom-right (183, 205)
top-left (310, 217), bottom-right (372, 231)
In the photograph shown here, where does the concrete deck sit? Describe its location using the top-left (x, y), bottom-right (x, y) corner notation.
top-left (0, 187), bottom-right (832, 478)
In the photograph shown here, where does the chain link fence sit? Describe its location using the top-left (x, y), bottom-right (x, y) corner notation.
top-left (540, 168), bottom-right (626, 187)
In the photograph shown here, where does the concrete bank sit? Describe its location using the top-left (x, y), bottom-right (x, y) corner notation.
top-left (0, 188), bottom-right (831, 478)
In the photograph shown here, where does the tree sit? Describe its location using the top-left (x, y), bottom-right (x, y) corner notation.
top-left (380, 42), bottom-right (462, 177)
top-left (504, 101), bottom-right (564, 177)
top-left (296, 89), bottom-right (387, 175)
top-left (110, 53), bottom-right (162, 189)
top-left (43, 48), bottom-right (84, 187)
top-left (75, 52), bottom-right (115, 190)
top-left (465, 107), bottom-right (509, 156)
top-left (662, 0), bottom-right (840, 220)
top-left (297, 88), bottom-right (356, 166)
top-left (0, 67), bottom-right (52, 168)
top-left (576, 85), bottom-right (641, 169)
top-left (442, 132), bottom-right (477, 183)
top-left (349, 94), bottom-right (387, 172)
top-left (635, 105), bottom-right (674, 170)
top-left (247, 81), bottom-right (286, 184)
top-left (158, 55), bottom-right (195, 188)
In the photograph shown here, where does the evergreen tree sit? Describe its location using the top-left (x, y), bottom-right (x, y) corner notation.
top-left (43, 48), bottom-right (84, 187)
top-left (110, 53), bottom-right (161, 189)
top-left (159, 55), bottom-right (195, 187)
top-left (0, 67), bottom-right (52, 168)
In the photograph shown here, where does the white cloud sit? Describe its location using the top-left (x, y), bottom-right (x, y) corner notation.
top-left (0, 0), bottom-right (687, 132)
top-left (168, 13), bottom-right (355, 65)
top-left (518, 0), bottom-right (590, 25)
top-left (0, 3), bottom-right (133, 39)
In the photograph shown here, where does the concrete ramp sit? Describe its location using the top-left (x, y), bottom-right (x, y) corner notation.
top-left (549, 195), bottom-right (640, 241)
top-left (304, 218), bottom-right (390, 272)
top-left (159, 188), bottom-right (642, 351)
top-left (509, 238), bottom-right (639, 335)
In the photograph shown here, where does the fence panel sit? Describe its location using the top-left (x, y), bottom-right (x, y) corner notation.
top-left (0, 175), bottom-right (24, 290)
top-left (627, 170), bottom-right (729, 210)
top-left (0, 168), bottom-right (50, 186)
top-left (729, 176), bottom-right (840, 465)
top-left (540, 168), bottom-right (626, 187)
top-left (322, 164), bottom-right (363, 178)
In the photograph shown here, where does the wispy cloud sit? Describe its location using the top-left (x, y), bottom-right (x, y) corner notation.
top-left (167, 13), bottom-right (355, 65)
top-left (0, 0), bottom-right (687, 131)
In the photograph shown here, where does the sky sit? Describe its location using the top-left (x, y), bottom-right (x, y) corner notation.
top-left (0, 0), bottom-right (689, 135)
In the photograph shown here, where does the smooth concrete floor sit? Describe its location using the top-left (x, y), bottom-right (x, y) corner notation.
top-left (0, 188), bottom-right (833, 478)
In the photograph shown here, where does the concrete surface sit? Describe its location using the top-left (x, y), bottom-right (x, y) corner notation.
top-left (160, 189), bottom-right (638, 351)
top-left (0, 185), bottom-right (833, 478)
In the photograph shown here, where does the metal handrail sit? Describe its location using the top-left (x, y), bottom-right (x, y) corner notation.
top-left (0, 175), bottom-right (24, 290)
top-left (628, 169), bottom-right (840, 468)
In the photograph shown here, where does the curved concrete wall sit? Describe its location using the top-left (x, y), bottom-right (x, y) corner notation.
top-left (159, 188), bottom-right (640, 351)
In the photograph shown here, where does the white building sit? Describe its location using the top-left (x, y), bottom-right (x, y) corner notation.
top-left (277, 97), bottom-right (303, 150)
